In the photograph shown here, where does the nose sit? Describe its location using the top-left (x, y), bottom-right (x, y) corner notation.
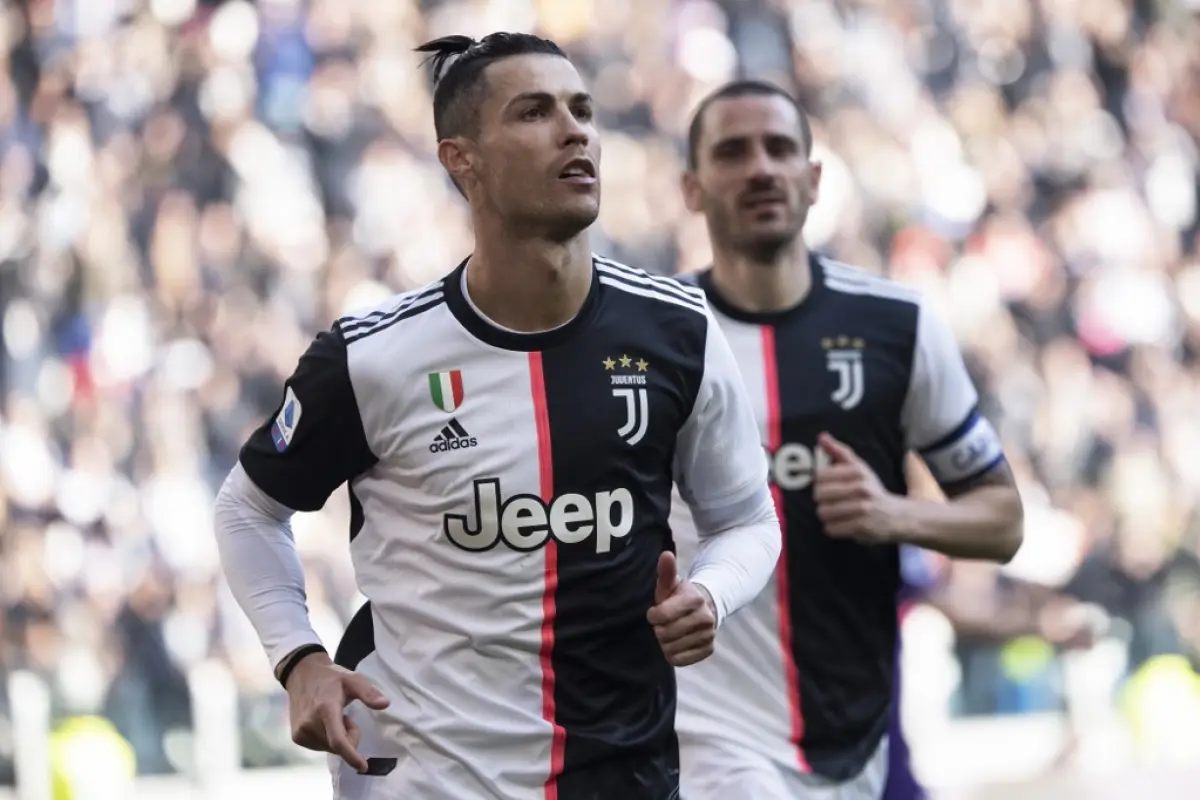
top-left (744, 143), bottom-right (777, 180)
top-left (558, 107), bottom-right (590, 149)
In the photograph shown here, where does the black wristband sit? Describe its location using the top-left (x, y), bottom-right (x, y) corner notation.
top-left (278, 644), bottom-right (328, 689)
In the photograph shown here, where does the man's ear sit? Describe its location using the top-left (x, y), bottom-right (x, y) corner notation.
top-left (437, 138), bottom-right (475, 192)
top-left (808, 159), bottom-right (823, 206)
top-left (681, 170), bottom-right (704, 214)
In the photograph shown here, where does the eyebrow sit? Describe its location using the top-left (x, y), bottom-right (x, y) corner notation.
top-left (505, 91), bottom-right (594, 111)
top-left (711, 131), bottom-right (801, 150)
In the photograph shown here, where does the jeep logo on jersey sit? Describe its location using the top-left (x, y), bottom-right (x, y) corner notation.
top-left (823, 337), bottom-right (865, 410)
top-left (767, 443), bottom-right (833, 492)
top-left (444, 478), bottom-right (634, 554)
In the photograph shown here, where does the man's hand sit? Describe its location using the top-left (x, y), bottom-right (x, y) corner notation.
top-left (813, 432), bottom-right (900, 545)
top-left (284, 651), bottom-right (391, 773)
top-left (647, 551), bottom-right (717, 667)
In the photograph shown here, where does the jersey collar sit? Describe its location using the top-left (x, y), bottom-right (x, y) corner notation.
top-left (697, 251), bottom-right (826, 326)
top-left (443, 256), bottom-right (602, 352)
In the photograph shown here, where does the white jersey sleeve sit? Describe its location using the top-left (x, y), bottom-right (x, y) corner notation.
top-left (901, 297), bottom-right (1005, 491)
top-left (215, 325), bottom-right (379, 671)
top-left (673, 309), bottom-right (781, 625)
top-left (214, 464), bottom-right (323, 671)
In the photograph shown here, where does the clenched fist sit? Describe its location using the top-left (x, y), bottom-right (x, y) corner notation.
top-left (647, 551), bottom-right (717, 667)
top-left (813, 432), bottom-right (900, 545)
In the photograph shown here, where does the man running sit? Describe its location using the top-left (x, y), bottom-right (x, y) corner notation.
top-left (215, 37), bottom-right (781, 800)
top-left (671, 79), bottom-right (1025, 800)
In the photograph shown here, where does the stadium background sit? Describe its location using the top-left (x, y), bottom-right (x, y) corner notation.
top-left (2, 0), bottom-right (1200, 797)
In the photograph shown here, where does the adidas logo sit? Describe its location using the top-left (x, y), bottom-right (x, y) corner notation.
top-left (429, 418), bottom-right (478, 453)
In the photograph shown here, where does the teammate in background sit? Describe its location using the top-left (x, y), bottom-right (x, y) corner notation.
top-left (213, 35), bottom-right (781, 800)
top-left (669, 79), bottom-right (1025, 799)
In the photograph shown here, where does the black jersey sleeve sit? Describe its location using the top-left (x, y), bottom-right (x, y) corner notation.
top-left (239, 326), bottom-right (378, 511)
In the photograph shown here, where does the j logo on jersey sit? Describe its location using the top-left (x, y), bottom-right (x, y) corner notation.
top-left (271, 387), bottom-right (302, 452)
top-left (603, 354), bottom-right (650, 446)
top-left (823, 337), bottom-right (865, 411)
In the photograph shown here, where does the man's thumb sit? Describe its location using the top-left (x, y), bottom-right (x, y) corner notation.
top-left (818, 432), bottom-right (856, 464)
top-left (655, 551), bottom-right (679, 605)
top-left (347, 675), bottom-right (390, 710)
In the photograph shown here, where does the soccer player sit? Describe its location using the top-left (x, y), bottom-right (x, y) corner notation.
top-left (669, 80), bottom-right (1026, 800)
top-left (213, 35), bottom-right (781, 800)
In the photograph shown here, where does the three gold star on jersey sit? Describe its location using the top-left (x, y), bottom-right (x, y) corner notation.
top-left (603, 354), bottom-right (649, 372)
top-left (821, 336), bottom-right (865, 350)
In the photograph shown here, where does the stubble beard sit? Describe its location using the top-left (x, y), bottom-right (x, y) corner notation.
top-left (709, 202), bottom-right (804, 265)
top-left (500, 184), bottom-right (599, 243)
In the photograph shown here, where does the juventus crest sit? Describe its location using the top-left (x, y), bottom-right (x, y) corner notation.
top-left (604, 353), bottom-right (651, 445)
top-left (613, 388), bottom-right (649, 445)
top-left (823, 337), bottom-right (865, 410)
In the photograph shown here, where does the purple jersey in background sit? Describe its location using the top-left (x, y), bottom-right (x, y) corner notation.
top-left (885, 546), bottom-right (944, 800)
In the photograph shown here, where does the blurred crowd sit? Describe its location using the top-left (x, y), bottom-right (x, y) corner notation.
top-left (2, 0), bottom-right (1200, 781)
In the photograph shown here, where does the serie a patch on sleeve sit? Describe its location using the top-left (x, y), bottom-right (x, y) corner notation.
top-left (271, 386), bottom-right (303, 453)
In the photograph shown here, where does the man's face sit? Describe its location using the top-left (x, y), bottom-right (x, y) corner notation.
top-left (683, 95), bottom-right (819, 257)
top-left (468, 54), bottom-right (601, 241)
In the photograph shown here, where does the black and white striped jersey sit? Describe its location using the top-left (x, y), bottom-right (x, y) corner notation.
top-left (672, 254), bottom-right (1004, 782)
top-left (221, 255), bottom-right (778, 799)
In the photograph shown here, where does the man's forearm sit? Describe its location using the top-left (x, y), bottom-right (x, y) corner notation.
top-left (214, 464), bottom-right (324, 671)
top-left (891, 485), bottom-right (1023, 562)
top-left (687, 490), bottom-right (782, 626)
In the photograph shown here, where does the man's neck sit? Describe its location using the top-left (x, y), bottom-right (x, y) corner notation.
top-left (709, 238), bottom-right (812, 314)
top-left (466, 224), bottom-right (594, 333)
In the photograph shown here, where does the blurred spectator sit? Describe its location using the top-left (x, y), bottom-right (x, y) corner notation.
top-left (2, 0), bottom-right (1200, 780)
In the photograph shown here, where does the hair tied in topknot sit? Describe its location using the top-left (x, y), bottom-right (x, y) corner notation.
top-left (414, 35), bottom-right (477, 84)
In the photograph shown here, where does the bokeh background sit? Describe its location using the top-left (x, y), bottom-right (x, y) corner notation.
top-left (3, 0), bottom-right (1200, 797)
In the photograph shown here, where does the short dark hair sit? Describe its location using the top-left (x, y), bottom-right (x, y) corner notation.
top-left (415, 32), bottom-right (568, 141)
top-left (686, 80), bottom-right (813, 169)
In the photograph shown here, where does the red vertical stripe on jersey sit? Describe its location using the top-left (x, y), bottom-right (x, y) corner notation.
top-left (760, 326), bottom-right (810, 773)
top-left (529, 351), bottom-right (566, 798)
top-left (450, 369), bottom-right (465, 408)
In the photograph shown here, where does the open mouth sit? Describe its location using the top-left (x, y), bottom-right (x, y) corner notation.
top-left (559, 158), bottom-right (597, 185)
